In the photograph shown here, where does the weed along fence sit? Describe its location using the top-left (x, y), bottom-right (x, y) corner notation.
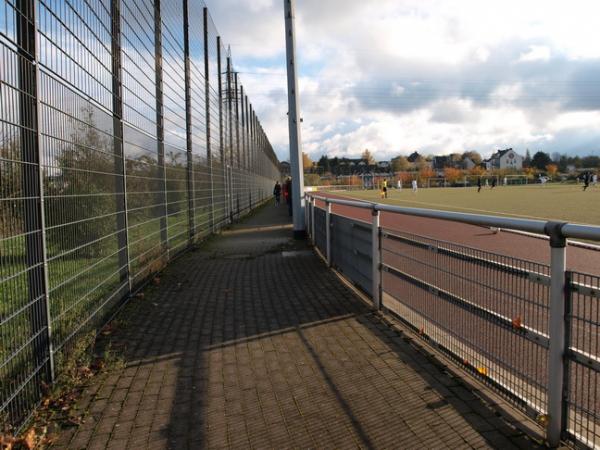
top-left (306, 192), bottom-right (600, 448)
top-left (0, 0), bottom-right (279, 431)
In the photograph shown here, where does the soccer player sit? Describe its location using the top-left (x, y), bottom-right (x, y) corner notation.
top-left (477, 177), bottom-right (482, 193)
top-left (491, 177), bottom-right (497, 189)
top-left (583, 172), bottom-right (590, 191)
top-left (382, 179), bottom-right (388, 198)
top-left (412, 179), bottom-right (418, 193)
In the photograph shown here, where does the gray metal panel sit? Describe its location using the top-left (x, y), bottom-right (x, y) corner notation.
top-left (330, 214), bottom-right (372, 296)
top-left (314, 207), bottom-right (327, 255)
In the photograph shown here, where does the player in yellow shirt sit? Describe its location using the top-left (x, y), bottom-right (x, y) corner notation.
top-left (381, 179), bottom-right (388, 199)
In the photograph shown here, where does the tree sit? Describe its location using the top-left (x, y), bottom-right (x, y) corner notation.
top-left (396, 172), bottom-right (412, 186)
top-left (302, 152), bottom-right (313, 172)
top-left (317, 154), bottom-right (330, 173)
top-left (461, 151), bottom-right (482, 165)
top-left (524, 149), bottom-right (532, 168)
top-left (362, 149), bottom-right (375, 166)
top-left (330, 156), bottom-right (340, 174)
top-left (470, 165), bottom-right (485, 176)
top-left (558, 154), bottom-right (569, 172)
top-left (444, 167), bottom-right (463, 184)
top-left (531, 151), bottom-right (552, 170)
top-left (524, 166), bottom-right (537, 180)
top-left (304, 173), bottom-right (321, 186)
top-left (48, 105), bottom-right (117, 257)
top-left (391, 156), bottom-right (410, 172)
top-left (449, 153), bottom-right (462, 164)
top-left (418, 166), bottom-right (435, 180)
top-left (546, 164), bottom-right (558, 178)
top-left (582, 155), bottom-right (600, 168)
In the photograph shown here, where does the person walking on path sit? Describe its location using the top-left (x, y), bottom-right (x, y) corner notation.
top-left (285, 177), bottom-right (293, 216)
top-left (273, 181), bottom-right (282, 206)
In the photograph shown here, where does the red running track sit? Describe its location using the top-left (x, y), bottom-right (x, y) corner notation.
top-left (312, 192), bottom-right (600, 275)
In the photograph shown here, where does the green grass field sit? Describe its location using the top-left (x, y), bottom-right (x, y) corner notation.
top-left (339, 184), bottom-right (600, 226)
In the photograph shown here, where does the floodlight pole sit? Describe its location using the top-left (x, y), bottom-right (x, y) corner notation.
top-left (284, 0), bottom-right (306, 238)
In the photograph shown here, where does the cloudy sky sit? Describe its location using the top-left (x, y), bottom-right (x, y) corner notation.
top-left (205, 0), bottom-right (600, 162)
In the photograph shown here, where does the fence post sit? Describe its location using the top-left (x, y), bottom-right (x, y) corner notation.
top-left (546, 222), bottom-right (567, 447)
top-left (372, 207), bottom-right (381, 309)
top-left (326, 200), bottom-right (332, 266)
top-left (217, 36), bottom-right (226, 225)
top-left (203, 7), bottom-right (215, 233)
top-left (154, 0), bottom-right (168, 252)
top-left (18, 0), bottom-right (54, 382)
top-left (182, 0), bottom-right (195, 243)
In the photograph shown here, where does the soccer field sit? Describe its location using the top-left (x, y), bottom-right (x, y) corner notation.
top-left (337, 184), bottom-right (600, 226)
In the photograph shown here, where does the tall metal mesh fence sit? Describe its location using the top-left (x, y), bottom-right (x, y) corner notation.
top-left (0, 0), bottom-right (280, 430)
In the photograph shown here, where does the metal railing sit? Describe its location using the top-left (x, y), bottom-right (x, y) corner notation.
top-left (305, 192), bottom-right (600, 448)
top-left (0, 0), bottom-right (279, 432)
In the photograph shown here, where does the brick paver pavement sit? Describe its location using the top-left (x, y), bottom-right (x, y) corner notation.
top-left (52, 202), bottom-right (543, 449)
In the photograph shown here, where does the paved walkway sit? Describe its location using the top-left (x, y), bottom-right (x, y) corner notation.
top-left (53, 202), bottom-right (543, 449)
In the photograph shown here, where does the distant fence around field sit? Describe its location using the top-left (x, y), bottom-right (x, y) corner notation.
top-left (0, 0), bottom-right (279, 431)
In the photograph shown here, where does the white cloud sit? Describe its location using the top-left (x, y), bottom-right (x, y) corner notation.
top-left (519, 46), bottom-right (551, 63)
top-left (205, 0), bottom-right (600, 162)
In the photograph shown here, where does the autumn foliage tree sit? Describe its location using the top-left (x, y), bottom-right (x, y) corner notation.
top-left (470, 165), bottom-right (485, 177)
top-left (546, 164), bottom-right (558, 178)
top-left (302, 152), bottom-right (313, 172)
top-left (396, 172), bottom-right (412, 186)
top-left (444, 167), bottom-right (463, 184)
top-left (418, 166), bottom-right (435, 181)
top-left (361, 149), bottom-right (375, 166)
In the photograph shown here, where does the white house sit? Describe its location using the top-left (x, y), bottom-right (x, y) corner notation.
top-left (484, 149), bottom-right (523, 170)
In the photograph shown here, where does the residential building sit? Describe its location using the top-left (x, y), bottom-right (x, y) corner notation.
top-left (484, 149), bottom-right (523, 170)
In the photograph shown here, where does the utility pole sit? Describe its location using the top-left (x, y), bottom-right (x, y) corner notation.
top-left (283, 0), bottom-right (305, 239)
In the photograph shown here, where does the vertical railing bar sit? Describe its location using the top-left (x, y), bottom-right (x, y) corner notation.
top-left (562, 270), bottom-right (573, 441)
top-left (546, 222), bottom-right (567, 447)
top-left (183, 0), bottom-right (195, 244)
top-left (311, 197), bottom-right (315, 245)
top-left (372, 207), bottom-right (381, 309)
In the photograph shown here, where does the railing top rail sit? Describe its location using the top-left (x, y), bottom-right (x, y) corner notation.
top-left (305, 192), bottom-right (600, 242)
top-left (309, 194), bottom-right (374, 211)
